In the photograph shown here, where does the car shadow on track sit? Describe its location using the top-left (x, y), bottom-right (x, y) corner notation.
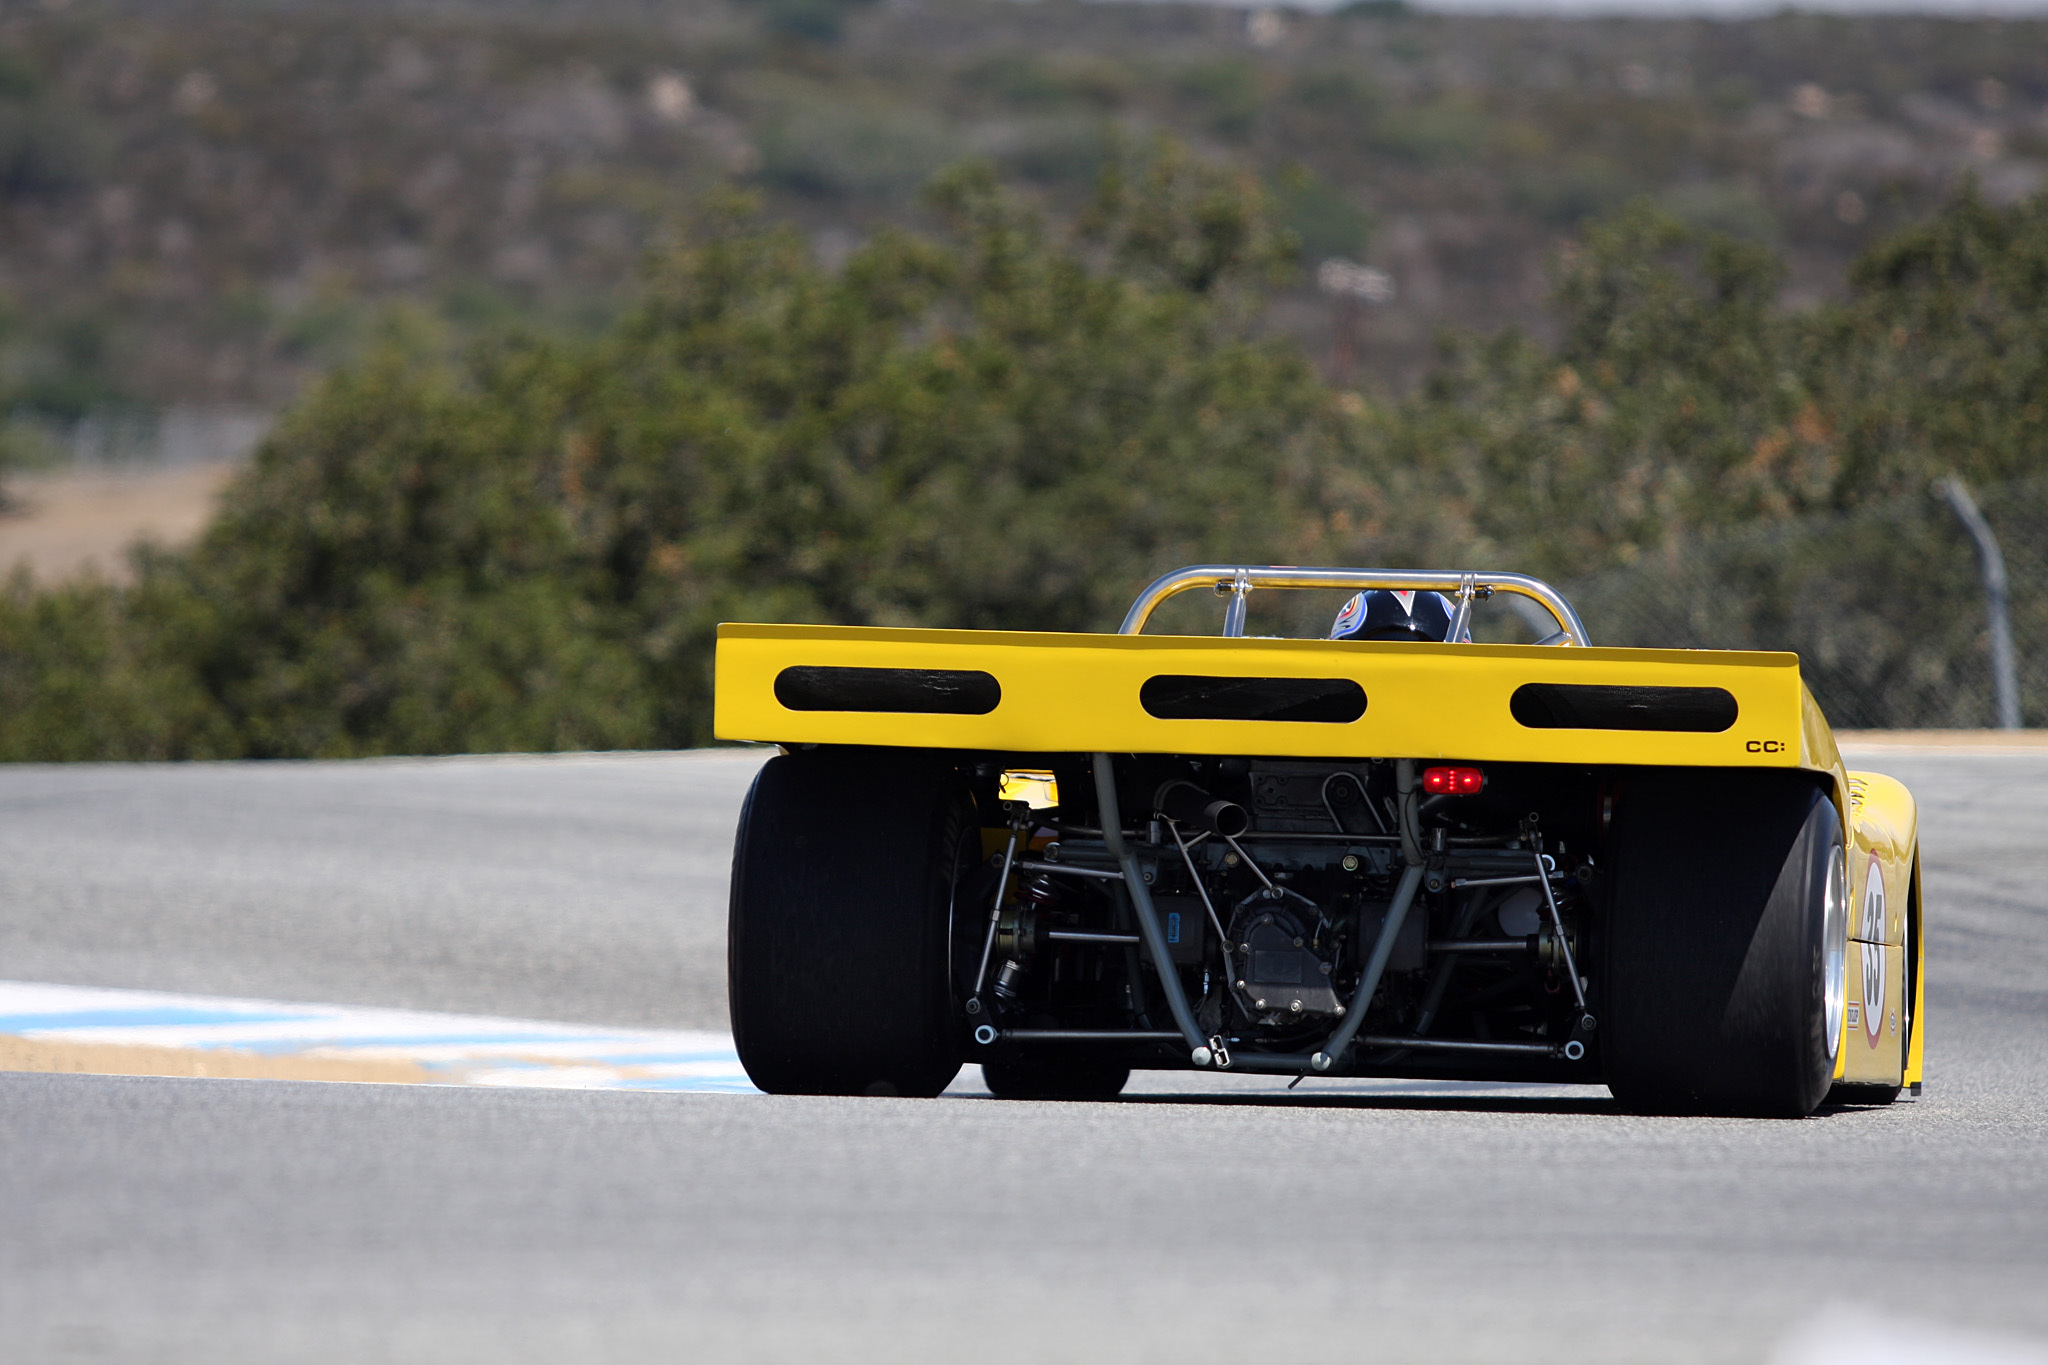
top-left (958, 1091), bottom-right (1899, 1118)
top-left (1108, 1092), bottom-right (1620, 1115)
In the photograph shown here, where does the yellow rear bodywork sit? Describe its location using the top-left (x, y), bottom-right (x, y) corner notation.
top-left (718, 623), bottom-right (1832, 769)
top-left (715, 620), bottom-right (1922, 1094)
top-left (1841, 770), bottom-right (1923, 1090)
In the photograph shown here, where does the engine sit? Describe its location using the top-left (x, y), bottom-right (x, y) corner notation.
top-left (963, 756), bottom-right (1599, 1072)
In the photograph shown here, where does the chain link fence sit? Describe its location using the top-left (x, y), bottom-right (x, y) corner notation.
top-left (1563, 477), bottom-right (2047, 730)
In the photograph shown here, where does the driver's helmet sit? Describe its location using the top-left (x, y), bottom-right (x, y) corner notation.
top-left (1330, 589), bottom-right (1466, 642)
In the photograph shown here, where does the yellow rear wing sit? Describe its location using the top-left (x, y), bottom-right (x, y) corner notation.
top-left (714, 622), bottom-right (1843, 774)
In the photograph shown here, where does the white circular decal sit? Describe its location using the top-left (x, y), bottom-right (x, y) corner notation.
top-left (1861, 941), bottom-right (1886, 1048)
top-left (1859, 854), bottom-right (1886, 942)
top-left (1858, 855), bottom-right (1888, 1050)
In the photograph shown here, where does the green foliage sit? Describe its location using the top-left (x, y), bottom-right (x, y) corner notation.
top-left (0, 55), bottom-right (103, 196)
top-left (1347, 191), bottom-right (2045, 583)
top-left (0, 151), bottom-right (1336, 757)
top-left (9, 0), bottom-right (2048, 412)
top-left (1362, 99), bottom-right (1493, 169)
top-left (758, 102), bottom-right (965, 200)
top-left (757, 0), bottom-right (880, 45)
top-left (1336, 189), bottom-right (2048, 725)
top-left (1270, 165), bottom-right (1373, 265)
top-left (1335, 0), bottom-right (1411, 17)
top-left (1342, 202), bottom-right (1814, 582)
top-left (1814, 187), bottom-right (2048, 499)
top-left (7, 168), bottom-right (2048, 756)
top-left (1169, 60), bottom-right (1262, 140)
top-left (1080, 142), bottom-right (1298, 296)
top-left (1, 290), bottom-right (131, 505)
top-left (0, 570), bottom-right (233, 761)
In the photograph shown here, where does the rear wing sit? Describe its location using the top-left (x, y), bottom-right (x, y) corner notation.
top-left (716, 565), bottom-right (1843, 774)
top-left (714, 623), bottom-right (1842, 773)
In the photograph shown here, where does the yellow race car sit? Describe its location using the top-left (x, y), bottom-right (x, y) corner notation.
top-left (717, 566), bottom-right (1923, 1117)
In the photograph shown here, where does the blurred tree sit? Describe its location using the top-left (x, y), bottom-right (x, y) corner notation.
top-left (1, 149), bottom-right (1340, 756)
top-left (1335, 202), bottom-right (1822, 582)
top-left (6, 170), bottom-right (2048, 756)
top-left (1812, 185), bottom-right (2048, 499)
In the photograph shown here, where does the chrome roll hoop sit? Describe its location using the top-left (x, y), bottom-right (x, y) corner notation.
top-left (1116, 565), bottom-right (1591, 646)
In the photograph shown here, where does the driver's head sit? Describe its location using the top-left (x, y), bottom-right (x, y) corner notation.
top-left (1330, 589), bottom-right (1461, 642)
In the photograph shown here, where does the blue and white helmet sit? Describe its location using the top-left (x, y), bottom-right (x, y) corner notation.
top-left (1330, 589), bottom-right (1466, 642)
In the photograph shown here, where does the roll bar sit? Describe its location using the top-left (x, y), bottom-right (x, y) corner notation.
top-left (1117, 565), bottom-right (1591, 646)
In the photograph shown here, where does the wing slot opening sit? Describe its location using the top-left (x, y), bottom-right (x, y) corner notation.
top-left (1510, 683), bottom-right (1737, 733)
top-left (774, 666), bottom-right (1001, 715)
top-left (1140, 675), bottom-right (1367, 724)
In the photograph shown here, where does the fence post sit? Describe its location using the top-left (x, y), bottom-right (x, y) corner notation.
top-left (1940, 477), bottom-right (2021, 730)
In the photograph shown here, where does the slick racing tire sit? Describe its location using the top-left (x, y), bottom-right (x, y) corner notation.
top-left (729, 748), bottom-right (972, 1097)
top-left (1603, 769), bottom-right (1847, 1118)
top-left (981, 1056), bottom-right (1131, 1101)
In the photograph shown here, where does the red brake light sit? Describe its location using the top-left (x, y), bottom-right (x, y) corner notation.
top-left (1423, 766), bottom-right (1485, 795)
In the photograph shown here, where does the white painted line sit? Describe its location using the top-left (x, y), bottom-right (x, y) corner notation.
top-left (0, 980), bottom-right (758, 1093)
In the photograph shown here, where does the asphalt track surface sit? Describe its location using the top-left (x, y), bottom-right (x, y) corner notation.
top-left (4, 748), bottom-right (2047, 1363)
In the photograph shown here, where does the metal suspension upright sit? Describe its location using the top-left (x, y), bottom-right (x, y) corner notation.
top-left (1092, 754), bottom-right (1211, 1061)
top-left (1534, 849), bottom-right (1592, 1024)
top-left (969, 801), bottom-right (1030, 1011)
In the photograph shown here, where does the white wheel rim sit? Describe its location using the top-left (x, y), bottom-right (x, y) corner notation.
top-left (1822, 848), bottom-right (1849, 1063)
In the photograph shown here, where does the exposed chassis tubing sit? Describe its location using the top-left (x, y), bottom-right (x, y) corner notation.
top-left (1118, 565), bottom-right (1592, 646)
top-left (1090, 751), bottom-right (1442, 1075)
top-left (1093, 753), bottom-right (1209, 1057)
top-left (1094, 567), bottom-right (1582, 1073)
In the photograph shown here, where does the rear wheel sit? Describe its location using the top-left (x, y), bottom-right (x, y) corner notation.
top-left (980, 1056), bottom-right (1130, 1101)
top-left (1603, 770), bottom-right (1847, 1118)
top-left (729, 749), bottom-right (970, 1097)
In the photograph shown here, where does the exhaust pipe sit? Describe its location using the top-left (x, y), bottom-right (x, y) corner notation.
top-left (1154, 781), bottom-right (1250, 838)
